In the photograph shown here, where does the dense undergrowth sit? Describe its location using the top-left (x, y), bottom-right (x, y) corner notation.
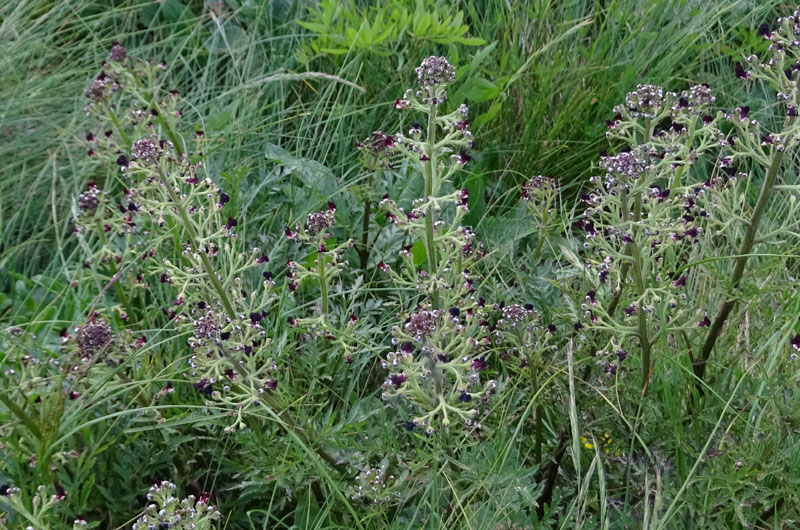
top-left (2, 0), bottom-right (800, 528)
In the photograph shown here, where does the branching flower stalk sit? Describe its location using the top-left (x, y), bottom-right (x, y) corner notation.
top-left (393, 56), bottom-right (473, 310)
top-left (356, 131), bottom-right (395, 270)
top-left (694, 15), bottom-right (800, 385)
top-left (575, 82), bottom-right (724, 386)
top-left (79, 45), bottom-right (354, 481)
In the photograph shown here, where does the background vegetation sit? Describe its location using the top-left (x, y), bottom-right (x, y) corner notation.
top-left (2, 0), bottom-right (798, 528)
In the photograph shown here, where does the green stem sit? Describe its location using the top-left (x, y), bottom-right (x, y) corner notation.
top-left (629, 195), bottom-right (651, 392)
top-left (155, 166), bottom-right (237, 320)
top-left (425, 104), bottom-right (440, 310)
top-left (95, 221), bottom-right (135, 322)
top-left (694, 144), bottom-right (788, 386)
top-left (319, 251), bottom-right (328, 316)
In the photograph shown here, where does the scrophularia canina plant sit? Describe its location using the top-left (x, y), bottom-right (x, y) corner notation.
top-left (377, 57), bottom-right (552, 433)
top-left (76, 45), bottom-right (356, 487)
top-left (0, 483), bottom-right (91, 529)
top-left (574, 82), bottom-right (726, 388)
top-left (574, 7), bottom-right (800, 391)
top-left (354, 130), bottom-right (396, 270)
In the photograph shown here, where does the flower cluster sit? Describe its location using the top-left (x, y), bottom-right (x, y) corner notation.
top-left (0, 484), bottom-right (89, 529)
top-left (357, 130), bottom-right (396, 170)
top-left (132, 481), bottom-right (222, 530)
top-left (381, 300), bottom-right (498, 433)
top-left (574, 81), bottom-right (732, 380)
top-left (76, 44), bottom-right (286, 429)
top-left (350, 464), bottom-right (404, 504)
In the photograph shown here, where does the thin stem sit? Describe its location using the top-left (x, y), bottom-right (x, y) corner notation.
top-left (358, 169), bottom-right (377, 271)
top-left (629, 195), bottom-right (651, 392)
top-left (319, 252), bottom-right (328, 315)
top-left (155, 165), bottom-right (237, 320)
top-left (95, 221), bottom-right (135, 322)
top-left (694, 144), bottom-right (788, 387)
top-left (425, 103), bottom-right (440, 310)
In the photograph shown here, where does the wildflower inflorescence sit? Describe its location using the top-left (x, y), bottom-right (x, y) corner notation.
top-left (132, 481), bottom-right (221, 530)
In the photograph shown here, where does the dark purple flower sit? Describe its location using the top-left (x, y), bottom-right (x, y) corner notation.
top-left (735, 63), bottom-right (748, 79)
top-left (472, 358), bottom-right (488, 371)
top-left (265, 379), bottom-right (278, 390)
top-left (403, 420), bottom-right (416, 431)
top-left (458, 391), bottom-right (472, 403)
top-left (698, 314), bottom-right (711, 327)
top-left (791, 334), bottom-right (800, 351)
top-left (457, 150), bottom-right (471, 165)
top-left (220, 331), bottom-right (231, 340)
top-left (449, 306), bottom-right (460, 318)
top-left (219, 192), bottom-right (230, 207)
top-left (160, 273), bottom-right (172, 284)
top-left (574, 322), bottom-right (584, 331)
top-left (225, 217), bottom-right (237, 230)
top-left (110, 42), bottom-right (127, 62)
top-left (738, 106), bottom-right (750, 120)
top-left (390, 373), bottom-right (408, 388)
top-left (250, 312), bottom-right (263, 324)
top-left (672, 275), bottom-right (687, 288)
top-left (116, 154), bottom-right (129, 168)
top-left (757, 23), bottom-right (771, 38)
top-left (193, 379), bottom-right (213, 395)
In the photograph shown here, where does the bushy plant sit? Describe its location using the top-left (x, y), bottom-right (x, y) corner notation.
top-left (3, 5), bottom-right (800, 529)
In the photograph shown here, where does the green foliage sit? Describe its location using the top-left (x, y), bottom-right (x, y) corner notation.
top-left (297, 0), bottom-right (485, 60)
top-left (3, 1), bottom-right (800, 529)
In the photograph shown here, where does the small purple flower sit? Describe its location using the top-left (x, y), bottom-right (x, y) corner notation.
top-left (735, 63), bottom-right (749, 80)
top-left (225, 217), bottom-right (237, 230)
top-left (672, 275), bottom-right (687, 288)
top-left (193, 379), bottom-right (213, 395)
top-left (458, 391), bottom-right (472, 403)
top-left (472, 358), bottom-right (487, 371)
top-left (698, 314), bottom-right (711, 327)
top-left (791, 334), bottom-right (800, 351)
top-left (110, 42), bottom-right (127, 62)
top-left (390, 373), bottom-right (408, 388)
